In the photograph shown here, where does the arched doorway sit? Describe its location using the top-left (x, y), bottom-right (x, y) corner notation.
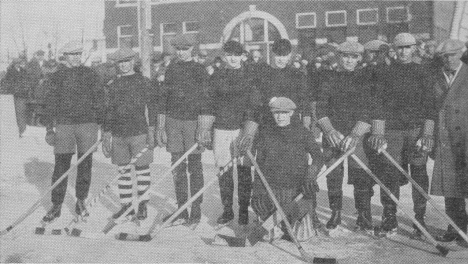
top-left (222, 10), bottom-right (288, 64)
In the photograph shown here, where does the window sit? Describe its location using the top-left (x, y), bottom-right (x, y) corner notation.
top-left (296, 13), bottom-right (317, 29)
top-left (326, 10), bottom-right (347, 27)
top-left (118, 25), bottom-right (134, 48)
top-left (116, 0), bottom-right (138, 7)
top-left (357, 8), bottom-right (379, 25)
top-left (387, 6), bottom-right (409, 23)
top-left (183, 21), bottom-right (200, 34)
top-left (162, 23), bottom-right (177, 35)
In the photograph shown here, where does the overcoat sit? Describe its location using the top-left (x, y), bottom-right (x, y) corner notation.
top-left (430, 62), bottom-right (468, 198)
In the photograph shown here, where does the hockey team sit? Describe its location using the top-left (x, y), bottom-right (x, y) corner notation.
top-left (2, 32), bottom-right (467, 246)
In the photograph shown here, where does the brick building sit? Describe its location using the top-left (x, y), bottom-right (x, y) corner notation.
top-left (104, 0), bottom-right (435, 62)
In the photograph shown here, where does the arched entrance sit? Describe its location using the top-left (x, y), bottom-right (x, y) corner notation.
top-left (222, 10), bottom-right (288, 64)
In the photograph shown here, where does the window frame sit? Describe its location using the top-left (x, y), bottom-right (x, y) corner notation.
top-left (356, 8), bottom-right (379, 26)
top-left (386, 6), bottom-right (410, 24)
top-left (183, 21), bottom-right (200, 34)
top-left (325, 10), bottom-right (347, 27)
top-left (161, 22), bottom-right (178, 35)
top-left (295, 12), bottom-right (317, 29)
top-left (115, 0), bottom-right (138, 8)
top-left (117, 25), bottom-right (134, 48)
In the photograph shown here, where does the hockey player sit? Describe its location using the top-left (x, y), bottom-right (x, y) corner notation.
top-left (42, 41), bottom-right (105, 223)
top-left (207, 40), bottom-right (260, 227)
top-left (250, 97), bottom-right (324, 241)
top-left (102, 47), bottom-right (157, 221)
top-left (156, 34), bottom-right (211, 226)
top-left (314, 41), bottom-right (377, 231)
top-left (368, 33), bottom-right (436, 237)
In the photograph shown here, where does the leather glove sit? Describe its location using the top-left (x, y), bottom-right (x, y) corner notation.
top-left (317, 117), bottom-right (343, 149)
top-left (45, 129), bottom-right (55, 146)
top-left (340, 121), bottom-right (370, 152)
top-left (156, 114), bottom-right (167, 148)
top-left (417, 119), bottom-right (435, 153)
top-left (147, 126), bottom-right (155, 149)
top-left (236, 120), bottom-right (258, 155)
top-left (197, 115), bottom-right (215, 149)
top-left (102, 131), bottom-right (112, 158)
top-left (368, 120), bottom-right (388, 152)
top-left (302, 163), bottom-right (320, 199)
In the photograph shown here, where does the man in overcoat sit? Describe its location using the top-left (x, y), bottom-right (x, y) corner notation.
top-left (430, 39), bottom-right (468, 245)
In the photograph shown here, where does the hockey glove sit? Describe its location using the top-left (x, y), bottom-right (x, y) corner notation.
top-left (417, 119), bottom-right (435, 153)
top-left (45, 129), bottom-right (55, 146)
top-left (236, 120), bottom-right (259, 155)
top-left (197, 115), bottom-right (215, 150)
top-left (340, 121), bottom-right (371, 152)
top-left (156, 114), bottom-right (167, 148)
top-left (317, 117), bottom-right (343, 149)
top-left (368, 120), bottom-right (387, 153)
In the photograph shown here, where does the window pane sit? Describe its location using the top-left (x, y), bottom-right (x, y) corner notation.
top-left (120, 25), bottom-right (133, 36)
top-left (245, 18), bottom-right (264, 42)
top-left (297, 14), bottom-right (316, 28)
top-left (118, 0), bottom-right (137, 4)
top-left (268, 22), bottom-right (281, 42)
top-left (328, 12), bottom-right (346, 26)
top-left (359, 10), bottom-right (378, 24)
top-left (185, 21), bottom-right (199, 32)
top-left (163, 23), bottom-right (177, 34)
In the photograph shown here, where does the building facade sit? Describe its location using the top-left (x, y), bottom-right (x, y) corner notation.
top-left (104, 0), bottom-right (434, 62)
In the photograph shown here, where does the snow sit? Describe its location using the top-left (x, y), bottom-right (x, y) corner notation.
top-left (1, 97), bottom-right (468, 263)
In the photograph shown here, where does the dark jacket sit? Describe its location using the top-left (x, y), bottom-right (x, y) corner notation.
top-left (314, 68), bottom-right (378, 134)
top-left (1, 65), bottom-right (31, 98)
top-left (104, 73), bottom-right (157, 138)
top-left (431, 63), bottom-right (468, 198)
top-left (44, 65), bottom-right (105, 126)
top-left (374, 62), bottom-right (437, 130)
top-left (208, 66), bottom-right (261, 130)
top-left (253, 123), bottom-right (324, 189)
top-left (158, 60), bottom-right (210, 120)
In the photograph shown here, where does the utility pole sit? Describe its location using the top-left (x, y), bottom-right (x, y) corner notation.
top-left (138, 0), bottom-right (152, 78)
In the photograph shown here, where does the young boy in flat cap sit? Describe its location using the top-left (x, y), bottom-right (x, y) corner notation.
top-left (102, 47), bottom-right (157, 220)
top-left (251, 96), bottom-right (324, 241)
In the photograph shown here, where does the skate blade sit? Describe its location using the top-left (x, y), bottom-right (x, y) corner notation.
top-left (214, 221), bottom-right (233, 231)
top-left (115, 232), bottom-right (152, 242)
top-left (212, 234), bottom-right (246, 247)
top-left (34, 227), bottom-right (63, 235)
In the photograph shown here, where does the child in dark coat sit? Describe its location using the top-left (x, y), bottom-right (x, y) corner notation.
top-left (251, 97), bottom-right (325, 240)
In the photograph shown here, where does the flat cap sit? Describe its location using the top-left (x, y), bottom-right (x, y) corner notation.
top-left (223, 40), bottom-right (243, 55)
top-left (337, 41), bottom-right (364, 54)
top-left (364, 40), bottom-right (388, 51)
top-left (269, 97), bottom-right (296, 112)
top-left (436, 39), bottom-right (465, 55)
top-left (170, 34), bottom-right (196, 49)
top-left (393, 33), bottom-right (416, 47)
top-left (108, 47), bottom-right (137, 62)
top-left (59, 40), bottom-right (83, 54)
top-left (272, 39), bottom-right (292, 56)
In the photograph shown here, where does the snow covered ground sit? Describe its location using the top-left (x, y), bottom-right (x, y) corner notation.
top-left (1, 101), bottom-right (468, 263)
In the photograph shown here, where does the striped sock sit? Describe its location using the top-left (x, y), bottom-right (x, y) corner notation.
top-left (117, 166), bottom-right (132, 204)
top-left (136, 165), bottom-right (151, 202)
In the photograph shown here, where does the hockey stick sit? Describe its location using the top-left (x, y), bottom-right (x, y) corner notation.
top-left (248, 150), bottom-right (336, 263)
top-left (0, 139), bottom-right (102, 237)
top-left (62, 146), bottom-right (151, 236)
top-left (351, 154), bottom-right (450, 257)
top-left (245, 146), bottom-right (356, 246)
top-left (381, 149), bottom-right (468, 245)
top-left (99, 143), bottom-right (199, 235)
top-left (116, 158), bottom-right (236, 241)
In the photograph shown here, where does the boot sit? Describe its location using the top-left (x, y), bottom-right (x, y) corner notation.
top-left (326, 195), bottom-right (342, 229)
top-left (42, 204), bottom-right (62, 223)
top-left (162, 210), bottom-right (189, 225)
top-left (217, 207), bottom-right (234, 225)
top-left (326, 210), bottom-right (342, 229)
top-left (280, 221), bottom-right (293, 242)
top-left (238, 206), bottom-right (249, 226)
top-left (75, 199), bottom-right (89, 218)
top-left (411, 208), bottom-right (427, 239)
top-left (112, 203), bottom-right (135, 219)
top-left (136, 201), bottom-right (148, 221)
top-left (354, 189), bottom-right (373, 231)
top-left (376, 205), bottom-right (398, 236)
top-left (356, 210), bottom-right (373, 231)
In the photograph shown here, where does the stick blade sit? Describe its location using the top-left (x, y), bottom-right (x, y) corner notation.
top-left (214, 234), bottom-right (246, 247)
top-left (247, 226), bottom-right (267, 246)
top-left (35, 227), bottom-right (45, 235)
top-left (313, 257), bottom-right (337, 264)
top-left (436, 245), bottom-right (449, 257)
top-left (102, 222), bottom-right (117, 234)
